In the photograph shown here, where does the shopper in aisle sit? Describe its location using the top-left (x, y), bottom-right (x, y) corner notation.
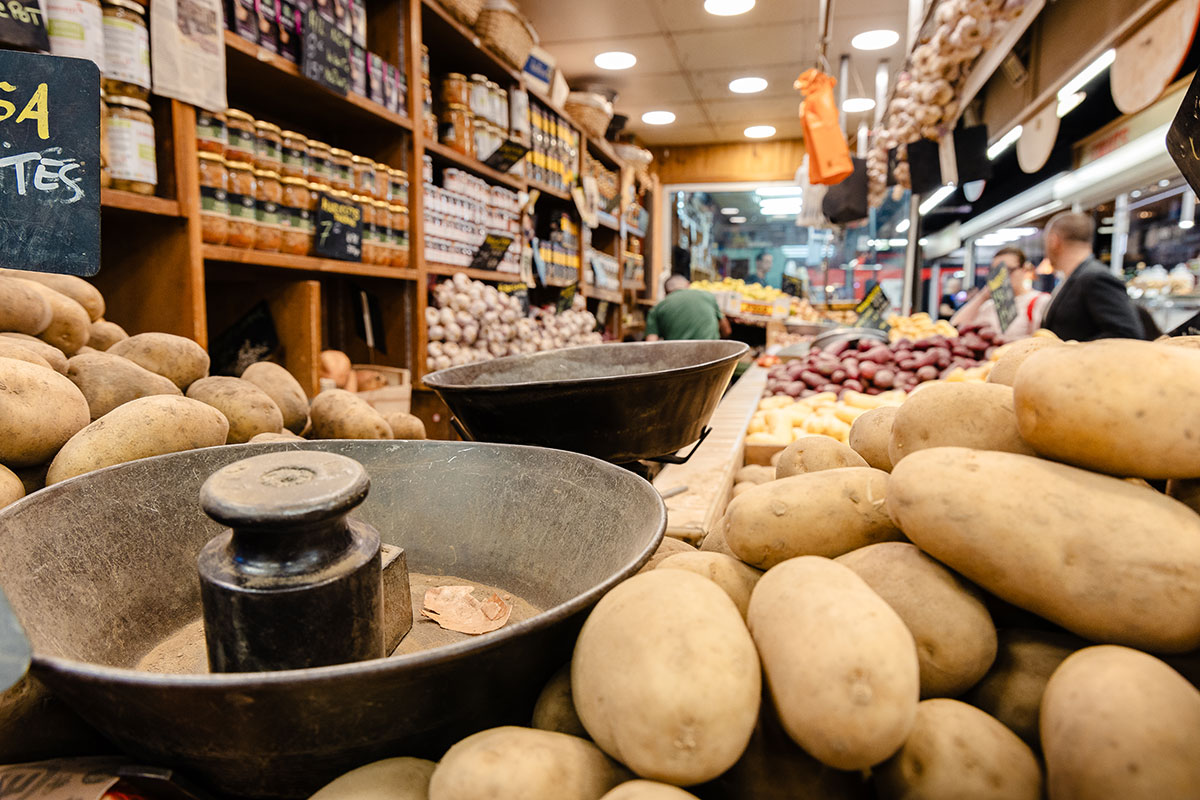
top-left (1041, 212), bottom-right (1147, 341)
top-left (646, 275), bottom-right (731, 341)
top-left (753, 251), bottom-right (781, 288)
top-left (938, 277), bottom-right (966, 318)
top-left (951, 247), bottom-right (1051, 337)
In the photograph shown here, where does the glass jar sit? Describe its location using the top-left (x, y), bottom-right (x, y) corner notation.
top-left (253, 169), bottom-right (283, 251)
top-left (388, 204), bottom-right (409, 268)
top-left (46, 0), bottom-right (104, 70)
top-left (280, 177), bottom-right (314, 255)
top-left (226, 160), bottom-right (257, 248)
top-left (196, 109), bottom-right (226, 155)
top-left (102, 0), bottom-right (150, 100)
top-left (473, 117), bottom-right (490, 161)
top-left (253, 120), bottom-right (283, 172)
top-left (329, 147), bottom-right (354, 191)
top-left (439, 104), bottom-right (473, 157)
top-left (351, 155), bottom-right (376, 199)
top-left (280, 130), bottom-right (309, 179)
top-left (225, 109), bottom-right (256, 163)
top-left (374, 161), bottom-right (390, 202)
top-left (307, 139), bottom-right (333, 185)
top-left (373, 200), bottom-right (391, 265)
top-left (356, 195), bottom-right (377, 264)
top-left (441, 73), bottom-right (470, 107)
top-left (104, 94), bottom-right (157, 194)
top-left (420, 45), bottom-right (429, 80)
top-left (387, 168), bottom-right (408, 205)
top-left (468, 74), bottom-right (488, 121)
top-left (197, 152), bottom-right (229, 245)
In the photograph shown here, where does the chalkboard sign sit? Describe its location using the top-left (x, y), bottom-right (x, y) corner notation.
top-left (0, 0), bottom-right (48, 51)
top-left (986, 264), bottom-right (1017, 332)
top-left (782, 274), bottom-right (805, 298)
top-left (855, 282), bottom-right (892, 331)
top-left (483, 139), bottom-right (530, 174)
top-left (556, 282), bottom-right (578, 313)
top-left (314, 192), bottom-right (363, 261)
top-left (302, 8), bottom-right (351, 96)
top-left (0, 51), bottom-right (100, 276)
top-left (469, 231), bottom-right (514, 272)
top-left (210, 301), bottom-right (279, 377)
top-left (499, 281), bottom-right (530, 315)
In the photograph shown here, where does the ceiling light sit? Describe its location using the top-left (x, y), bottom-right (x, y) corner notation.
top-left (842, 97), bottom-right (875, 113)
top-left (744, 125), bottom-right (776, 139)
top-left (755, 186), bottom-right (804, 197)
top-left (642, 110), bottom-right (676, 125)
top-left (987, 125), bottom-right (1022, 160)
top-left (1182, 192), bottom-right (1196, 229)
top-left (1059, 49), bottom-right (1115, 99)
top-left (729, 77), bottom-right (767, 94)
top-left (729, 216), bottom-right (747, 223)
top-left (1131, 190), bottom-right (1142, 198)
top-left (720, 207), bottom-right (739, 214)
top-left (704, 0), bottom-right (754, 15)
top-left (895, 218), bottom-right (910, 233)
top-left (1056, 92), bottom-right (1085, 117)
top-left (852, 29), bottom-right (900, 51)
top-left (919, 185), bottom-right (956, 215)
top-left (1159, 179), bottom-right (1172, 188)
top-left (594, 51), bottom-right (636, 70)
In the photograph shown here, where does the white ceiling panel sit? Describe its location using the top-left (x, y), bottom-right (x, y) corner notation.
top-left (704, 96), bottom-right (798, 123)
top-left (630, 122), bottom-right (716, 145)
top-left (654, 0), bottom-right (814, 31)
top-left (520, 0), bottom-right (661, 42)
top-left (547, 34), bottom-right (680, 76)
top-left (688, 62), bottom-right (805, 101)
top-left (671, 23), bottom-right (811, 72)
top-left (607, 73), bottom-right (695, 106)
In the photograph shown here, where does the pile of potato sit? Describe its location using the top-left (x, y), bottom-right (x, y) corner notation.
top-left (0, 271), bottom-right (429, 511)
top-left (747, 389), bottom-right (906, 447)
top-left (306, 335), bottom-right (1200, 800)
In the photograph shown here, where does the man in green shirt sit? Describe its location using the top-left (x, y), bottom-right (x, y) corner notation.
top-left (646, 275), bottom-right (731, 341)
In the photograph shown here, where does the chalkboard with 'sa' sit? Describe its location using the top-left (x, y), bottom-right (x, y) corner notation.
top-left (469, 232), bottom-right (515, 272)
top-left (484, 139), bottom-right (530, 174)
top-left (854, 282), bottom-right (892, 331)
top-left (314, 192), bottom-right (363, 261)
top-left (499, 281), bottom-right (530, 315)
top-left (556, 282), bottom-right (578, 313)
top-left (0, 50), bottom-right (100, 276)
top-left (986, 264), bottom-right (1017, 332)
top-left (302, 8), bottom-right (351, 96)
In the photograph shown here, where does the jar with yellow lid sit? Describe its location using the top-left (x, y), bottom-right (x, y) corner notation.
top-left (253, 169), bottom-right (283, 251)
top-left (225, 109), bottom-right (256, 163)
top-left (373, 200), bottom-right (392, 266)
top-left (280, 176), bottom-right (315, 255)
top-left (197, 152), bottom-right (229, 245)
top-left (196, 109), bottom-right (226, 155)
top-left (387, 168), bottom-right (408, 205)
top-left (439, 104), bottom-right (474, 158)
top-left (350, 155), bottom-right (377, 200)
top-left (354, 195), bottom-right (376, 264)
top-left (441, 73), bottom-right (470, 108)
top-left (105, 94), bottom-right (157, 195)
top-left (102, 0), bottom-right (150, 100)
top-left (253, 120), bottom-right (283, 172)
top-left (329, 148), bottom-right (354, 191)
top-left (225, 160), bottom-right (257, 248)
top-left (307, 139), bottom-right (333, 185)
top-left (388, 205), bottom-right (409, 268)
top-left (280, 130), bottom-right (309, 179)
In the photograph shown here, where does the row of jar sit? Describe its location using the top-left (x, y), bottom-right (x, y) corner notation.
top-left (47, 0), bottom-right (152, 100)
top-left (425, 237), bottom-right (521, 273)
top-left (197, 108), bottom-right (410, 203)
top-left (198, 153), bottom-right (410, 267)
top-left (424, 185), bottom-right (520, 242)
top-left (443, 169), bottom-right (522, 214)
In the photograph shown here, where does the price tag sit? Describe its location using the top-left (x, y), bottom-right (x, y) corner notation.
top-left (469, 231), bottom-right (515, 272)
top-left (986, 264), bottom-right (1017, 331)
top-left (740, 301), bottom-right (774, 317)
top-left (0, 0), bottom-right (48, 51)
top-left (301, 8), bottom-right (351, 96)
top-left (0, 51), bottom-right (100, 276)
top-left (499, 281), bottom-right (530, 315)
top-left (782, 274), bottom-right (805, 298)
top-left (314, 192), bottom-right (363, 261)
top-left (483, 139), bottom-right (530, 174)
top-left (854, 282), bottom-right (892, 331)
top-left (556, 282), bottom-right (578, 313)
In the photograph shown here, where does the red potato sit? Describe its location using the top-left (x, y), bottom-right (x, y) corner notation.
top-left (825, 340), bottom-right (850, 357)
top-left (862, 346), bottom-right (892, 363)
top-left (843, 379), bottom-right (864, 393)
top-left (801, 371), bottom-right (824, 389)
top-left (783, 382), bottom-right (804, 398)
top-left (819, 384), bottom-right (839, 394)
top-left (898, 359), bottom-right (918, 371)
top-left (866, 387), bottom-right (882, 395)
top-left (843, 364), bottom-right (860, 380)
top-left (893, 338), bottom-right (912, 349)
top-left (830, 369), bottom-right (846, 383)
top-left (815, 360), bottom-right (839, 377)
top-left (860, 361), bottom-right (879, 381)
top-left (874, 369), bottom-right (896, 389)
top-left (916, 366), bottom-right (939, 382)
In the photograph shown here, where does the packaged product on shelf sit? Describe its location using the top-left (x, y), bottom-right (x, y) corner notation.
top-left (443, 73), bottom-right (470, 107)
top-left (255, 0), bottom-right (279, 52)
top-left (439, 103), bottom-right (473, 157)
top-left (329, 147), bottom-right (353, 191)
top-left (100, 94), bottom-right (112, 188)
top-left (359, 195), bottom-right (377, 264)
top-left (46, 0), bottom-right (105, 70)
top-left (277, 0), bottom-right (299, 61)
top-left (350, 155), bottom-right (375, 199)
top-left (421, 79), bottom-right (435, 138)
top-left (198, 152), bottom-right (230, 245)
top-left (253, 120), bottom-right (283, 172)
top-left (253, 169), bottom-right (283, 251)
top-left (367, 53), bottom-right (385, 105)
top-left (225, 109), bottom-right (256, 163)
top-left (307, 138), bottom-right (333, 184)
top-left (349, 0), bottom-right (365, 46)
top-left (509, 86), bottom-right (530, 145)
top-left (389, 204), bottom-right (409, 267)
top-left (384, 64), bottom-right (401, 114)
top-left (226, 160), bottom-right (257, 248)
top-left (279, 129), bottom-right (308, 178)
top-left (105, 95), bottom-right (157, 195)
top-left (227, 0), bottom-right (257, 42)
top-left (351, 45), bottom-right (367, 96)
top-left (281, 176), bottom-right (315, 254)
top-left (422, 153), bottom-right (432, 184)
top-left (196, 109), bottom-right (227, 155)
top-left (102, 0), bottom-right (151, 100)
top-left (387, 167), bottom-right (409, 204)
top-left (331, 0), bottom-right (349, 36)
top-left (419, 44), bottom-right (429, 80)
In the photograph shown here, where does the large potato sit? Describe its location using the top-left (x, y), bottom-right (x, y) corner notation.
top-left (310, 389), bottom-right (392, 439)
top-left (656, 552), bottom-right (761, 619)
top-left (0, 357), bottom-right (89, 468)
top-left (0, 333), bottom-right (67, 372)
top-left (187, 377), bottom-right (284, 444)
top-left (889, 382), bottom-right (1034, 465)
top-left (108, 332), bottom-right (210, 389)
top-left (848, 405), bottom-right (897, 472)
top-left (775, 436), bottom-right (867, 479)
top-left (385, 411), bottom-right (426, 440)
top-left (734, 464), bottom-right (774, 484)
top-left (1014, 339), bottom-right (1200, 478)
top-left (986, 337), bottom-right (1060, 386)
top-left (240, 361), bottom-right (309, 434)
top-left (0, 339), bottom-right (52, 370)
top-left (748, 556), bottom-right (918, 770)
top-left (532, 663), bottom-right (588, 739)
top-left (877, 699), bottom-right (1042, 800)
top-left (1041, 645), bottom-right (1200, 799)
top-left (0, 464), bottom-right (24, 508)
top-left (1, 269), bottom-right (104, 321)
top-left (637, 536), bottom-right (696, 574)
top-left (699, 527), bottom-right (737, 558)
top-left (87, 319), bottom-right (128, 351)
top-left (1156, 334), bottom-right (1200, 349)
top-left (888, 447), bottom-right (1200, 653)
top-left (964, 629), bottom-right (1084, 748)
top-left (429, 727), bottom-right (624, 800)
top-left (572, 570), bottom-right (761, 785)
top-left (0, 276), bottom-right (52, 334)
top-left (67, 351), bottom-right (182, 420)
top-left (836, 542), bottom-right (996, 698)
top-left (600, 782), bottom-right (698, 800)
top-left (309, 757), bottom-right (435, 800)
top-left (249, 430), bottom-right (303, 443)
top-left (15, 280), bottom-right (89, 355)
top-left (46, 395), bottom-right (229, 484)
top-left (719, 467), bottom-right (902, 570)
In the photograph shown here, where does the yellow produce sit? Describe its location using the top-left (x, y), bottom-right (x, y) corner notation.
top-left (746, 391), bottom-right (905, 446)
top-left (691, 277), bottom-right (783, 302)
top-left (885, 312), bottom-right (958, 343)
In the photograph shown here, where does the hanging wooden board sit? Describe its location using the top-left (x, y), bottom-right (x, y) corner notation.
top-left (1111, 0), bottom-right (1200, 115)
top-left (1017, 103), bottom-right (1059, 174)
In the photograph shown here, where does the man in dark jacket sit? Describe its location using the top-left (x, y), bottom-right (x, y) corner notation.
top-left (1041, 212), bottom-right (1146, 341)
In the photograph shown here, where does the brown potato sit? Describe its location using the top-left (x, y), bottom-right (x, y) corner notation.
top-left (385, 411), bottom-right (427, 440)
top-left (1156, 334), bottom-right (1200, 349)
top-left (249, 430), bottom-right (303, 443)
top-left (699, 527), bottom-right (738, 558)
top-left (0, 270), bottom-right (104, 321)
top-left (889, 382), bottom-right (1035, 465)
top-left (67, 351), bottom-right (182, 420)
top-left (986, 337), bottom-right (1060, 386)
top-left (600, 782), bottom-right (698, 800)
top-left (240, 361), bottom-right (309, 434)
top-left (0, 357), bottom-right (89, 468)
top-left (0, 276), bottom-right (52, 334)
top-left (86, 319), bottom-right (128, 351)
top-left (656, 552), bottom-right (762, 619)
top-left (848, 406), bottom-right (898, 471)
top-left (309, 757), bottom-right (435, 800)
top-left (14, 280), bottom-right (89, 355)
top-left (637, 536), bottom-right (696, 574)
top-left (310, 389), bottom-right (393, 439)
top-left (734, 464), bottom-right (774, 484)
top-left (0, 333), bottom-right (67, 372)
top-left (775, 436), bottom-right (867, 479)
top-left (186, 377), bottom-right (284, 444)
top-left (108, 332), bottom-right (210, 389)
top-left (0, 464), bottom-right (25, 509)
top-left (532, 663), bottom-right (589, 739)
top-left (729, 482), bottom-right (755, 499)
top-left (0, 339), bottom-right (52, 370)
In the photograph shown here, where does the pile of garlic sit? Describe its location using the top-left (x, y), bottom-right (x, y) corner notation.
top-left (425, 272), bottom-right (603, 372)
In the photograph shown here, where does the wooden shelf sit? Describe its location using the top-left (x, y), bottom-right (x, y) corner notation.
top-left (595, 211), bottom-right (619, 231)
top-left (420, 0), bottom-right (522, 83)
top-left (224, 32), bottom-right (413, 133)
top-left (426, 262), bottom-right (524, 282)
top-left (101, 189), bottom-right (184, 217)
top-left (424, 139), bottom-right (526, 190)
top-left (623, 280), bottom-right (646, 291)
top-left (204, 245), bottom-right (419, 280)
top-left (584, 284), bottom-right (623, 303)
top-left (587, 136), bottom-right (623, 169)
top-left (529, 178), bottom-right (571, 202)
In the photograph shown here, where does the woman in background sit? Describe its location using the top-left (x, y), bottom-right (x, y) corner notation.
top-left (952, 247), bottom-right (1050, 337)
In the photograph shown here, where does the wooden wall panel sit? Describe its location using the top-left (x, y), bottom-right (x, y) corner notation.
top-left (649, 139), bottom-right (807, 185)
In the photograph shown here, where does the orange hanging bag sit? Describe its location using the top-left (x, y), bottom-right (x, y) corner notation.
top-left (795, 69), bottom-right (854, 185)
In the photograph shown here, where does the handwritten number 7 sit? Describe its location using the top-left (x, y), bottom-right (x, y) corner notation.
top-left (319, 220), bottom-right (331, 245)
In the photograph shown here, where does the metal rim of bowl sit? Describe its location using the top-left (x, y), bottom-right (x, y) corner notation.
top-left (19, 440), bottom-right (667, 688)
top-left (423, 340), bottom-right (750, 392)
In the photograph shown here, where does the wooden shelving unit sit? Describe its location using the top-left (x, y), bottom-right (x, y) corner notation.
top-left (529, 178), bottom-right (572, 202)
top-left (204, 246), bottom-right (419, 280)
top-left (584, 284), bottom-right (623, 304)
top-left (101, 189), bottom-right (185, 217)
top-left (423, 139), bottom-right (525, 190)
top-left (425, 263), bottom-right (524, 282)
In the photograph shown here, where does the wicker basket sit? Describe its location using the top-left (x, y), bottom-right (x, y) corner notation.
top-left (437, 0), bottom-right (484, 26)
top-left (565, 92), bottom-right (613, 140)
top-left (476, 0), bottom-right (536, 71)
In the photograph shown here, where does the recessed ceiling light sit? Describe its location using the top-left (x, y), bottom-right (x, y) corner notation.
top-left (1159, 179), bottom-right (1172, 187)
top-left (704, 0), bottom-right (754, 16)
top-left (642, 110), bottom-right (676, 125)
top-left (842, 97), bottom-right (876, 113)
top-left (744, 125), bottom-right (776, 139)
top-left (851, 29), bottom-right (900, 51)
top-left (721, 207), bottom-right (739, 214)
top-left (1131, 190), bottom-right (1142, 198)
top-left (729, 216), bottom-right (747, 223)
top-left (729, 77), bottom-right (767, 94)
top-left (594, 51), bottom-right (636, 70)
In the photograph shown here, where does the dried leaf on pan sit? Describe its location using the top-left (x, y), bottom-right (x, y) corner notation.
top-left (421, 585), bottom-right (512, 635)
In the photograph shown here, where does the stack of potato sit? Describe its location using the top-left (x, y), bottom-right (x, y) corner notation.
top-left (307, 335), bottom-right (1200, 800)
top-left (0, 271), bottom-right (427, 511)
